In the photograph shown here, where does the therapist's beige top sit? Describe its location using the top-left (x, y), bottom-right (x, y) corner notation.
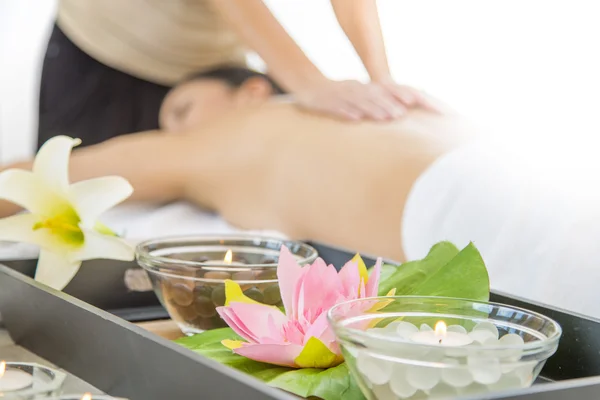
top-left (57, 0), bottom-right (247, 85)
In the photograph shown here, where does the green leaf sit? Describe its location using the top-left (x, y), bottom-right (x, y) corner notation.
top-left (175, 328), bottom-right (365, 400)
top-left (376, 263), bottom-right (397, 283)
top-left (377, 241), bottom-right (489, 301)
top-left (269, 363), bottom-right (364, 400)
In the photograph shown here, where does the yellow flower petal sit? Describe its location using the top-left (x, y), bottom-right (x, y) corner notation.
top-left (352, 253), bottom-right (369, 285)
top-left (366, 289), bottom-right (399, 328)
top-left (294, 337), bottom-right (343, 369)
top-left (224, 280), bottom-right (261, 306)
top-left (222, 339), bottom-right (245, 350)
top-left (367, 288), bottom-right (397, 313)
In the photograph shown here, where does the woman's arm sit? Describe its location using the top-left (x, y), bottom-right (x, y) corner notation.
top-left (0, 132), bottom-right (198, 218)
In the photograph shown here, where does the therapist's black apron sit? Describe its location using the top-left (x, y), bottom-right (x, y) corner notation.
top-left (37, 24), bottom-right (171, 149)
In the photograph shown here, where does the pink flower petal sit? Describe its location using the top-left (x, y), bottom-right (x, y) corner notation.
top-left (302, 312), bottom-right (329, 345)
top-left (277, 246), bottom-right (304, 316)
top-left (228, 302), bottom-right (288, 340)
top-left (217, 306), bottom-right (259, 343)
top-left (338, 259), bottom-right (360, 297)
top-left (233, 343), bottom-right (304, 368)
top-left (358, 280), bottom-right (366, 298)
top-left (293, 261), bottom-right (341, 321)
top-left (261, 313), bottom-right (286, 343)
top-left (282, 320), bottom-right (305, 345)
top-left (365, 257), bottom-right (383, 297)
top-left (302, 311), bottom-right (339, 356)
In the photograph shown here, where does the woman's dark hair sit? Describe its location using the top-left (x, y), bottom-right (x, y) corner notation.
top-left (182, 66), bottom-right (285, 94)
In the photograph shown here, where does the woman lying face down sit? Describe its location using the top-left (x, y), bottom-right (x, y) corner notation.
top-left (156, 71), bottom-right (600, 320)
top-left (4, 67), bottom-right (600, 318)
top-left (0, 67), bottom-right (476, 260)
top-left (160, 67), bottom-right (477, 260)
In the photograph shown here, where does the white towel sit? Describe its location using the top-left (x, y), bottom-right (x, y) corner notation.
top-left (402, 139), bottom-right (600, 319)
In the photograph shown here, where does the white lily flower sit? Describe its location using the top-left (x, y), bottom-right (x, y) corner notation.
top-left (0, 136), bottom-right (134, 290)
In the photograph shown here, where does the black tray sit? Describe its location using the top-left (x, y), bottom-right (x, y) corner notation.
top-left (0, 258), bottom-right (166, 321)
top-left (1, 241), bottom-right (600, 400)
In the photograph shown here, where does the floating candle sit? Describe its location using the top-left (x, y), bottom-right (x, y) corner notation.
top-left (224, 250), bottom-right (233, 264)
top-left (0, 361), bottom-right (34, 392)
top-left (203, 249), bottom-right (246, 266)
top-left (409, 321), bottom-right (474, 347)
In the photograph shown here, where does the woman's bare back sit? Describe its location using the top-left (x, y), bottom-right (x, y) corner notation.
top-left (195, 102), bottom-right (477, 259)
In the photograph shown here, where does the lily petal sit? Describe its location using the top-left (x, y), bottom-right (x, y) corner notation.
top-left (69, 229), bottom-right (134, 262)
top-left (0, 169), bottom-right (64, 216)
top-left (33, 136), bottom-right (80, 192)
top-left (233, 343), bottom-right (304, 368)
top-left (34, 249), bottom-right (82, 290)
top-left (69, 177), bottom-right (133, 228)
top-left (0, 213), bottom-right (70, 254)
top-left (277, 246), bottom-right (304, 316)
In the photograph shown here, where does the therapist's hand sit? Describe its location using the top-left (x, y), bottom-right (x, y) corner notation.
top-left (294, 79), bottom-right (441, 121)
top-left (374, 77), bottom-right (442, 115)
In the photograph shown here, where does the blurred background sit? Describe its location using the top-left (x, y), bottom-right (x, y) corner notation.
top-left (1, 0), bottom-right (599, 165)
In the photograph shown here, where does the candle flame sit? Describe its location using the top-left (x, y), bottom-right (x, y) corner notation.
top-left (224, 249), bottom-right (233, 264)
top-left (81, 393), bottom-right (92, 400)
top-left (0, 361), bottom-right (5, 378)
top-left (435, 321), bottom-right (447, 336)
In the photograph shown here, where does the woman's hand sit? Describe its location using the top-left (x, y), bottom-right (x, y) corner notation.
top-left (294, 79), bottom-right (441, 121)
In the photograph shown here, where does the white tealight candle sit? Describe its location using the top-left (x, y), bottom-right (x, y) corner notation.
top-left (410, 321), bottom-right (474, 347)
top-left (0, 361), bottom-right (33, 392)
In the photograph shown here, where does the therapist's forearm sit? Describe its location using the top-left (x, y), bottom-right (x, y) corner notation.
top-left (0, 132), bottom-right (192, 218)
top-left (207, 0), bottom-right (326, 91)
top-left (331, 0), bottom-right (391, 81)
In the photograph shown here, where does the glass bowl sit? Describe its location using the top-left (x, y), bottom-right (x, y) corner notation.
top-left (0, 362), bottom-right (66, 399)
top-left (328, 296), bottom-right (562, 400)
top-left (136, 235), bottom-right (318, 335)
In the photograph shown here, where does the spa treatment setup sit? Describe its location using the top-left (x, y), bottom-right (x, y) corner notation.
top-left (1, 137), bottom-right (600, 400)
top-left (2, 236), bottom-right (600, 400)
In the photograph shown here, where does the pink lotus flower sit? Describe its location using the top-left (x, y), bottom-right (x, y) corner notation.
top-left (216, 246), bottom-right (384, 369)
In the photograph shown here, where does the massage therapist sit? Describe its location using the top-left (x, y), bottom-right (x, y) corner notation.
top-left (38, 0), bottom-right (434, 148)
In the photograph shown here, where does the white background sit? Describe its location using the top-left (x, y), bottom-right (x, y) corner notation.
top-left (1, 0), bottom-right (599, 164)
